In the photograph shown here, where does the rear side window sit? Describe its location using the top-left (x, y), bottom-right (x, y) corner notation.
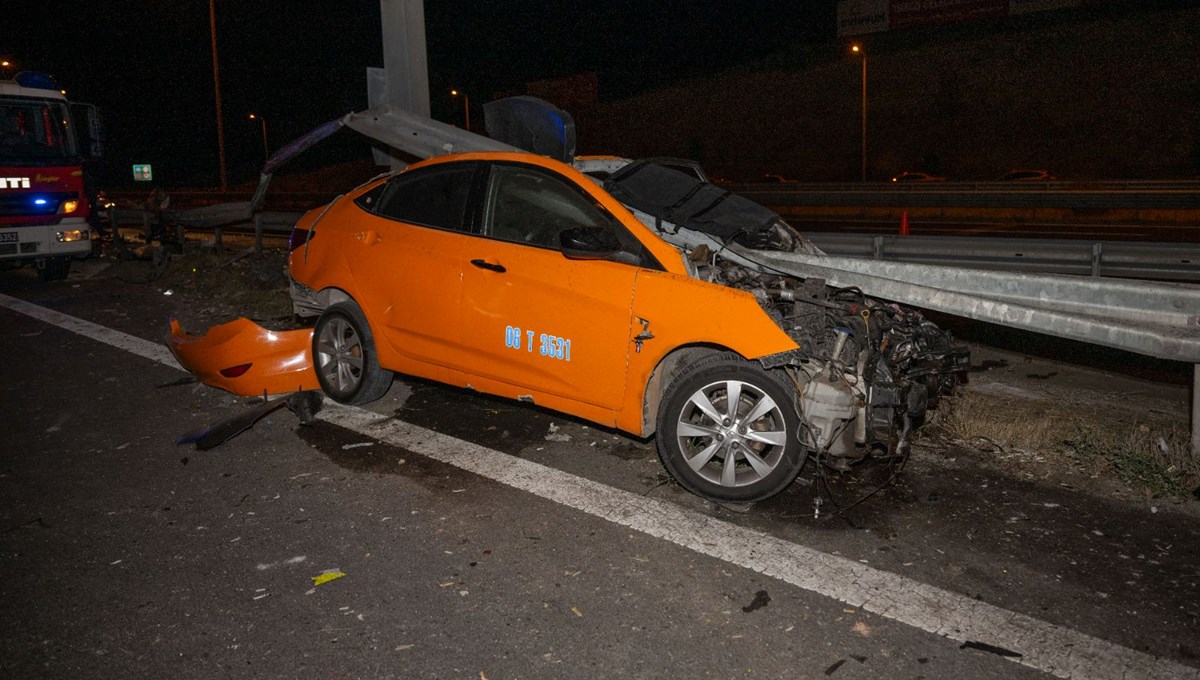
top-left (373, 163), bottom-right (477, 231)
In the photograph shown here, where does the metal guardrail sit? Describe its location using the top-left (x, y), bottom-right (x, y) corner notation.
top-left (734, 184), bottom-right (1200, 210)
top-left (729, 179), bottom-right (1200, 192)
top-left (113, 205), bottom-right (1197, 282)
top-left (112, 180), bottom-right (1200, 213)
top-left (805, 232), bottom-right (1200, 282)
top-left (108, 207), bottom-right (301, 253)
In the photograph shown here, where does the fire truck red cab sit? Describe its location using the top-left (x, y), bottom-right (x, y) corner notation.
top-left (0, 72), bottom-right (103, 280)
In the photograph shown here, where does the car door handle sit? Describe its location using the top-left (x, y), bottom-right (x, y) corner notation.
top-left (470, 259), bottom-right (506, 273)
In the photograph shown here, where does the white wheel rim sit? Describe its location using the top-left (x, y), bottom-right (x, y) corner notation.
top-left (315, 316), bottom-right (365, 394)
top-left (674, 379), bottom-right (788, 488)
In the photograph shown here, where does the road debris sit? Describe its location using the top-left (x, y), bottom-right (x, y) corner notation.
top-left (959, 640), bottom-right (1022, 658)
top-left (741, 590), bottom-right (771, 613)
top-left (311, 569), bottom-right (346, 586)
top-left (176, 390), bottom-right (324, 450)
top-left (544, 423), bottom-right (571, 443)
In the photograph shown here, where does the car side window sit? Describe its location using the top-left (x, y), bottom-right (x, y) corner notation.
top-left (373, 164), bottom-right (476, 231)
top-left (484, 163), bottom-right (622, 248)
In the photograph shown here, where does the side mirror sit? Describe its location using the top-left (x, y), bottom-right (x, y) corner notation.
top-left (71, 103), bottom-right (105, 159)
top-left (559, 226), bottom-right (622, 260)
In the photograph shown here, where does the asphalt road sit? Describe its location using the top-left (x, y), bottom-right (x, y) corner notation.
top-left (2, 259), bottom-right (1198, 679)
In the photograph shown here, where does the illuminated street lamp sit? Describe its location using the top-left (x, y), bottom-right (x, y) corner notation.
top-left (450, 89), bottom-right (470, 131)
top-left (209, 0), bottom-right (228, 192)
top-left (851, 43), bottom-right (867, 182)
top-left (248, 113), bottom-right (268, 163)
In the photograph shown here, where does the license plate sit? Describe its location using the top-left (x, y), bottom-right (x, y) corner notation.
top-left (0, 232), bottom-right (17, 243)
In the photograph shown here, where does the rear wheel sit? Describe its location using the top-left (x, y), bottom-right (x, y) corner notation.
top-left (656, 353), bottom-right (806, 503)
top-left (312, 301), bottom-right (393, 405)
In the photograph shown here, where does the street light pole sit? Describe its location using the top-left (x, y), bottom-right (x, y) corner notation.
top-left (450, 89), bottom-right (470, 131)
top-left (209, 0), bottom-right (227, 191)
top-left (849, 44), bottom-right (868, 183)
top-left (249, 114), bottom-right (268, 163)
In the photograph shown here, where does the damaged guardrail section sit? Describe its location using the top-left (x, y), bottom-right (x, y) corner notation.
top-left (735, 248), bottom-right (1200, 453)
top-left (804, 233), bottom-right (1200, 283)
top-left (736, 250), bottom-right (1200, 363)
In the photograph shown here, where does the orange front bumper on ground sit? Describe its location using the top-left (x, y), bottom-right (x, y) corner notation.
top-left (167, 317), bottom-right (320, 397)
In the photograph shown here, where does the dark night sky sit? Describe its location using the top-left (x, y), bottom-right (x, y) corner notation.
top-left (7, 1), bottom-right (835, 187)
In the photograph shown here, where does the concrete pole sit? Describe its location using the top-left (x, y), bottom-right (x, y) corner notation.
top-left (379, 0), bottom-right (431, 171)
top-left (209, 0), bottom-right (227, 192)
top-left (860, 53), bottom-right (867, 183)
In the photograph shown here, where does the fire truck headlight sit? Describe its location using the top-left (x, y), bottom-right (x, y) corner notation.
top-left (56, 229), bottom-right (88, 243)
top-left (61, 199), bottom-right (79, 214)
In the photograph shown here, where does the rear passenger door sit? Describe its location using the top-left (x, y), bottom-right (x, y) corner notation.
top-left (347, 162), bottom-right (480, 373)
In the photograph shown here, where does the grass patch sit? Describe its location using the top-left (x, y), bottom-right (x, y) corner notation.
top-left (157, 247), bottom-right (295, 326)
top-left (928, 389), bottom-right (1197, 498)
top-left (1067, 424), bottom-right (1195, 498)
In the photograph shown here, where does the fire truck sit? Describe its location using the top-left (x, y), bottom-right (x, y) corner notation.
top-left (0, 71), bottom-right (103, 280)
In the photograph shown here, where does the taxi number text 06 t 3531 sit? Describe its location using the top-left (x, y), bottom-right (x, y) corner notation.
top-left (505, 325), bottom-right (572, 362)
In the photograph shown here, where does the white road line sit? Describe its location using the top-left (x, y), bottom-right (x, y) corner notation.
top-left (3, 291), bottom-right (1195, 680)
top-left (0, 292), bottom-right (180, 368)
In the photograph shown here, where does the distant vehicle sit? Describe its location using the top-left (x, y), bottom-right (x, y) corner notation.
top-left (761, 174), bottom-right (797, 183)
top-left (997, 169), bottom-right (1055, 182)
top-left (891, 171), bottom-right (945, 182)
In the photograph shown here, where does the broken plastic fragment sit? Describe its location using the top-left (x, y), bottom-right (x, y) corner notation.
top-left (311, 569), bottom-right (346, 586)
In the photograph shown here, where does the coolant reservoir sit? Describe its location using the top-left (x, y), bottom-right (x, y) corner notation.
top-left (800, 373), bottom-right (858, 456)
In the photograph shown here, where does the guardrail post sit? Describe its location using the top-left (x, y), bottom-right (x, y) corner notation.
top-left (1091, 242), bottom-right (1102, 277)
top-left (254, 213), bottom-right (263, 255)
top-left (1193, 365), bottom-right (1199, 457)
top-left (213, 225), bottom-right (223, 249)
top-left (873, 236), bottom-right (884, 260)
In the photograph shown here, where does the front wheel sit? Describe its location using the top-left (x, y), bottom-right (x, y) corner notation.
top-left (37, 257), bottom-right (70, 281)
top-left (312, 301), bottom-right (393, 405)
top-left (656, 353), bottom-right (806, 503)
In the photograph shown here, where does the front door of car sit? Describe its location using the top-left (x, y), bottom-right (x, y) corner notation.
top-left (458, 162), bottom-right (642, 412)
top-left (346, 162), bottom-right (479, 373)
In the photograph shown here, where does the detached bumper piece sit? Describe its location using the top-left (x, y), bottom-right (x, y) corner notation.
top-left (167, 317), bottom-right (319, 396)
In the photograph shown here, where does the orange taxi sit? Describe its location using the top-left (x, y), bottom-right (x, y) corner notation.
top-left (170, 151), bottom-right (966, 503)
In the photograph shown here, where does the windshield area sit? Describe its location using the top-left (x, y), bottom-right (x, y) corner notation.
top-left (0, 97), bottom-right (76, 163)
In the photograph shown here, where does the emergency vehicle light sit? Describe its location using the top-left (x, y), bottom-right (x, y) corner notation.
top-left (14, 72), bottom-right (59, 91)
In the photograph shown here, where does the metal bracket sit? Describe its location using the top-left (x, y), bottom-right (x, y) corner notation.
top-left (633, 317), bottom-right (655, 353)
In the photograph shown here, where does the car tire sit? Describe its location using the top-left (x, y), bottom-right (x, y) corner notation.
top-left (312, 301), bottom-right (393, 405)
top-left (656, 352), bottom-right (806, 503)
top-left (37, 257), bottom-right (70, 282)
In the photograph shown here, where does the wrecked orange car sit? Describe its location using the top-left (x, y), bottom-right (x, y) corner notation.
top-left (173, 149), bottom-right (968, 502)
top-left (172, 141), bottom-right (966, 503)
top-left (293, 151), bottom-right (965, 500)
